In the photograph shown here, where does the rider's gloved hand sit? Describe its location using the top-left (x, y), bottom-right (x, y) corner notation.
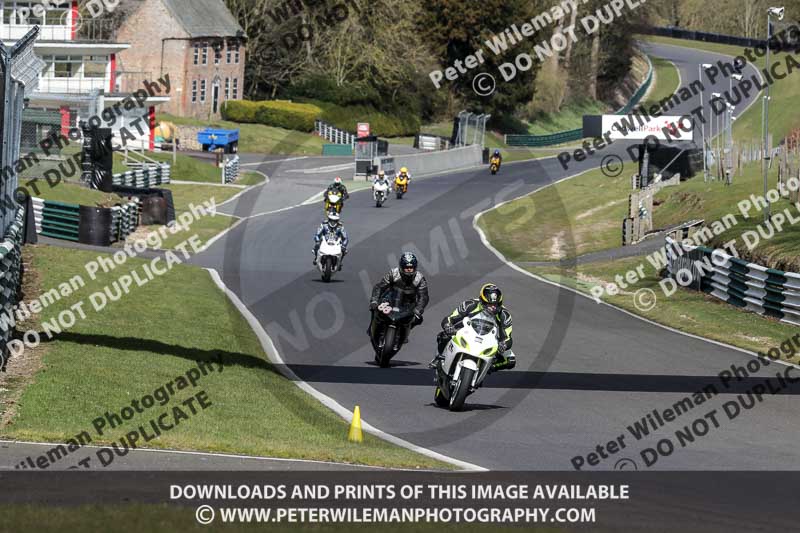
top-left (369, 301), bottom-right (378, 312)
top-left (498, 340), bottom-right (509, 353)
top-left (413, 313), bottom-right (423, 326)
top-left (444, 323), bottom-right (457, 336)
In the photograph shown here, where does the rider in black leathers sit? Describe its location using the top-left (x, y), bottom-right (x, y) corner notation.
top-left (368, 252), bottom-right (429, 339)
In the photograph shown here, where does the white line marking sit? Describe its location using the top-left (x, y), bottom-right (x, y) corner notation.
top-left (473, 171), bottom-right (800, 371)
top-left (240, 156), bottom-right (308, 167)
top-left (0, 439), bottom-right (409, 470)
top-left (206, 268), bottom-right (486, 472)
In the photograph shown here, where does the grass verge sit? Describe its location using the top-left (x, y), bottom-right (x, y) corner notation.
top-left (641, 56), bottom-right (680, 111)
top-left (524, 254), bottom-right (800, 361)
top-left (477, 167), bottom-right (630, 262)
top-left (0, 245), bottom-right (452, 469)
top-left (159, 113), bottom-right (325, 155)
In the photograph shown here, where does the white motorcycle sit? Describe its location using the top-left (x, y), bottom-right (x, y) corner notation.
top-left (373, 181), bottom-right (389, 207)
top-left (433, 310), bottom-right (504, 411)
top-left (316, 236), bottom-right (343, 282)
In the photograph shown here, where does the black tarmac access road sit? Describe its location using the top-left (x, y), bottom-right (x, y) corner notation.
top-left (192, 42), bottom-right (800, 471)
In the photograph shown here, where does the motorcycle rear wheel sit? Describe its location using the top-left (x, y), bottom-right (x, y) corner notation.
top-left (449, 367), bottom-right (474, 411)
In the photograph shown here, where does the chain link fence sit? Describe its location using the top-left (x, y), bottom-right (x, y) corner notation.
top-left (0, 27), bottom-right (45, 362)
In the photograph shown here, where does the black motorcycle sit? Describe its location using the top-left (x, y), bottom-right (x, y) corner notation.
top-left (368, 290), bottom-right (416, 368)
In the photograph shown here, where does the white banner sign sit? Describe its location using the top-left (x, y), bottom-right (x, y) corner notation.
top-left (601, 114), bottom-right (693, 141)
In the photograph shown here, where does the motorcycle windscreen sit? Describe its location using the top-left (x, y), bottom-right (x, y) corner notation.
top-left (470, 316), bottom-right (495, 336)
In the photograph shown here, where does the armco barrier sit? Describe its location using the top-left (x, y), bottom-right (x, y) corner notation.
top-left (665, 236), bottom-right (800, 326)
top-left (223, 155), bottom-right (240, 184)
top-left (32, 197), bottom-right (140, 246)
top-left (505, 55), bottom-right (654, 147)
top-left (112, 163), bottom-right (171, 188)
top-left (0, 206), bottom-right (25, 358)
top-left (376, 145), bottom-right (483, 179)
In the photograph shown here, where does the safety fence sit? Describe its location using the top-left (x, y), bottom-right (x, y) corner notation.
top-left (315, 119), bottom-right (357, 145)
top-left (0, 206), bottom-right (25, 358)
top-left (112, 164), bottom-right (172, 188)
top-left (223, 155), bottom-right (240, 184)
top-left (638, 25), bottom-right (772, 49)
top-left (665, 236), bottom-right (800, 326)
top-left (505, 56), bottom-right (654, 147)
top-left (32, 197), bottom-right (141, 245)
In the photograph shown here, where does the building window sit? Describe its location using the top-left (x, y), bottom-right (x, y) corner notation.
top-left (234, 43), bottom-right (240, 64)
top-left (200, 79), bottom-right (206, 103)
top-left (224, 77), bottom-right (230, 100)
top-left (193, 44), bottom-right (200, 65)
top-left (233, 78), bottom-right (238, 99)
top-left (191, 80), bottom-right (197, 103)
top-left (226, 44), bottom-right (232, 64)
top-left (44, 7), bottom-right (67, 25)
top-left (214, 44), bottom-right (221, 65)
top-left (83, 55), bottom-right (106, 78)
top-left (201, 43), bottom-right (208, 65)
top-left (5, 2), bottom-right (44, 25)
top-left (53, 55), bottom-right (80, 78)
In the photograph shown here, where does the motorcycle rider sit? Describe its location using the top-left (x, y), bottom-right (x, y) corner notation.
top-left (430, 283), bottom-right (515, 372)
top-left (373, 169), bottom-right (391, 188)
top-left (313, 209), bottom-right (349, 270)
top-left (368, 252), bottom-right (429, 340)
top-left (326, 176), bottom-right (349, 200)
top-left (395, 166), bottom-right (411, 183)
top-left (490, 149), bottom-right (502, 168)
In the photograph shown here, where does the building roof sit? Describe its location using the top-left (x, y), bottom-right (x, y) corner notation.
top-left (160, 0), bottom-right (246, 39)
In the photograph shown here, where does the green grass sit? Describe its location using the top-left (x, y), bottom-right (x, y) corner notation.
top-left (2, 245), bottom-right (451, 470)
top-left (653, 160), bottom-right (800, 271)
top-left (159, 113), bottom-right (325, 155)
top-left (477, 167), bottom-right (630, 261)
top-left (32, 181), bottom-right (119, 206)
top-left (525, 254), bottom-right (800, 361)
top-left (641, 56), bottom-right (680, 111)
top-left (113, 151), bottom-right (223, 184)
top-left (238, 171), bottom-right (266, 186)
top-left (526, 99), bottom-right (608, 136)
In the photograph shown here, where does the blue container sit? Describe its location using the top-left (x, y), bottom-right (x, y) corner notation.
top-left (198, 128), bottom-right (240, 153)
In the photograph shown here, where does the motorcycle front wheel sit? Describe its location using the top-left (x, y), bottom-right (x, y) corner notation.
top-left (377, 327), bottom-right (396, 368)
top-left (321, 259), bottom-right (332, 282)
top-left (449, 367), bottom-right (475, 411)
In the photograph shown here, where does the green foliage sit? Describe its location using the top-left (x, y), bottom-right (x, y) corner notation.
top-left (304, 99), bottom-right (421, 137)
top-left (221, 100), bottom-right (322, 132)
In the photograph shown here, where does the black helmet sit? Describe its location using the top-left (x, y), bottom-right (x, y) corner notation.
top-left (398, 252), bottom-right (418, 282)
top-left (479, 283), bottom-right (503, 315)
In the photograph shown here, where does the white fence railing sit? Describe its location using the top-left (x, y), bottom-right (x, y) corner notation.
top-left (315, 119), bottom-right (356, 145)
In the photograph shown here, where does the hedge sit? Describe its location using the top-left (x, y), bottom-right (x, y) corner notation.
top-left (221, 100), bottom-right (322, 132)
top-left (221, 99), bottom-right (420, 137)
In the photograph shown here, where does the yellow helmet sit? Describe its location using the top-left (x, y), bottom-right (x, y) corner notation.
top-left (400, 167), bottom-right (408, 174)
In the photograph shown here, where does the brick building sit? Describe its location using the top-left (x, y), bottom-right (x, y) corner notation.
top-left (116, 0), bottom-right (246, 119)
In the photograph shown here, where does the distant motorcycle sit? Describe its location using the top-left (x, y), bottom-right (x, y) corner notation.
top-left (433, 310), bottom-right (499, 411)
top-left (316, 236), bottom-right (343, 282)
top-left (325, 190), bottom-right (344, 214)
top-left (369, 291), bottom-right (416, 368)
top-left (394, 175), bottom-right (409, 199)
top-left (489, 156), bottom-right (501, 175)
top-left (373, 181), bottom-right (389, 207)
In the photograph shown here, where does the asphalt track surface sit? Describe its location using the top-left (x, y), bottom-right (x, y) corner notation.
top-left (188, 42), bottom-right (800, 471)
top-left (54, 41), bottom-right (786, 472)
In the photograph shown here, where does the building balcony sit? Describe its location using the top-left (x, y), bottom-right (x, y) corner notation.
top-left (36, 76), bottom-right (108, 95)
top-left (0, 18), bottom-right (117, 42)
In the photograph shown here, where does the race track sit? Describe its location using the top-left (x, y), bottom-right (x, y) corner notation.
top-left (193, 42), bottom-right (800, 471)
